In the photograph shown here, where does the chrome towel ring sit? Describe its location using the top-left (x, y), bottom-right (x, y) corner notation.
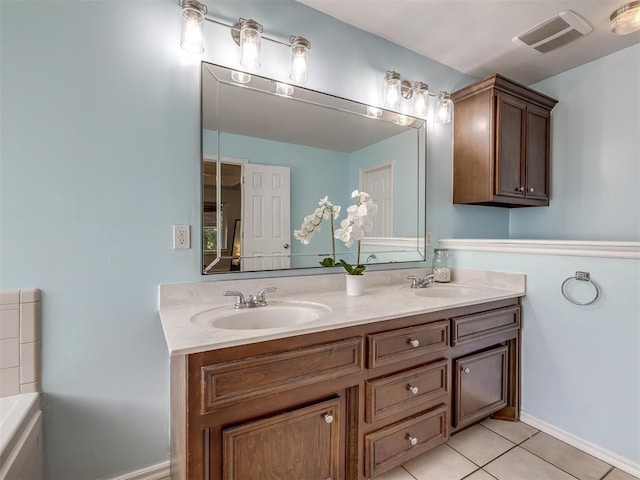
top-left (561, 271), bottom-right (600, 306)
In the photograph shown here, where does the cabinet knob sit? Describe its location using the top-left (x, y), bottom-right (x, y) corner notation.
top-left (515, 186), bottom-right (524, 192)
top-left (408, 385), bottom-right (419, 395)
top-left (463, 367), bottom-right (470, 374)
top-left (406, 434), bottom-right (418, 446)
top-left (323, 413), bottom-right (334, 424)
top-left (529, 187), bottom-right (534, 193)
top-left (408, 339), bottom-right (420, 348)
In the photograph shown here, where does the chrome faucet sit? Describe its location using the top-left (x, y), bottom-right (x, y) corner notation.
top-left (223, 287), bottom-right (277, 309)
top-left (406, 274), bottom-right (436, 289)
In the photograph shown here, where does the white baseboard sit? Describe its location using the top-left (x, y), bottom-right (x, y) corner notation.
top-left (105, 461), bottom-right (170, 480)
top-left (520, 411), bottom-right (640, 478)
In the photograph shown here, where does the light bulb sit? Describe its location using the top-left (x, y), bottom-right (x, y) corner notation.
top-left (239, 20), bottom-right (262, 68)
top-left (180, 2), bottom-right (205, 54)
top-left (289, 37), bottom-right (310, 83)
top-left (412, 82), bottom-right (429, 118)
top-left (436, 92), bottom-right (453, 124)
top-left (384, 71), bottom-right (402, 109)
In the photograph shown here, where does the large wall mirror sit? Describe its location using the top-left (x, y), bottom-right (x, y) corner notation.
top-left (202, 62), bottom-right (426, 274)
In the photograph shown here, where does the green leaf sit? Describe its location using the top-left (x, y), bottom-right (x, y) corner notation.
top-left (319, 257), bottom-right (336, 267)
top-left (338, 259), bottom-right (354, 274)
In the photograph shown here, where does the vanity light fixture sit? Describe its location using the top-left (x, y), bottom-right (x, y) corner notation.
top-left (179, 0), bottom-right (312, 83)
top-left (180, 0), bottom-right (206, 54)
top-left (610, 1), bottom-right (640, 34)
top-left (366, 106), bottom-right (383, 119)
top-left (436, 92), bottom-right (453, 124)
top-left (383, 71), bottom-right (451, 122)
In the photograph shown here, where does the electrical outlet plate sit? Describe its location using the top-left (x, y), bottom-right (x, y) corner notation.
top-left (173, 225), bottom-right (190, 249)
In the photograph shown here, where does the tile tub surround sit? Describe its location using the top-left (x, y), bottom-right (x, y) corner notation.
top-left (158, 267), bottom-right (525, 355)
top-left (0, 289), bottom-right (41, 397)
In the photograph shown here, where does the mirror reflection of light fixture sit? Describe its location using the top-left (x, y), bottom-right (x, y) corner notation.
top-left (394, 114), bottom-right (415, 126)
top-left (366, 106), bottom-right (382, 119)
top-left (436, 92), bottom-right (453, 124)
top-left (276, 82), bottom-right (294, 97)
top-left (610, 1), bottom-right (640, 34)
top-left (180, 0), bottom-right (207, 54)
top-left (289, 36), bottom-right (311, 83)
top-left (179, 1), bottom-right (312, 83)
top-left (231, 71), bottom-right (251, 84)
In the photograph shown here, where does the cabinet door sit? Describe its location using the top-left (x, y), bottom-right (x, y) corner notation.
top-left (525, 105), bottom-right (551, 201)
top-left (222, 397), bottom-right (341, 480)
top-left (455, 346), bottom-right (508, 428)
top-left (495, 93), bottom-right (526, 198)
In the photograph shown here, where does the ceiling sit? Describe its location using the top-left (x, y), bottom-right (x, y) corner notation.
top-left (295, 0), bottom-right (640, 84)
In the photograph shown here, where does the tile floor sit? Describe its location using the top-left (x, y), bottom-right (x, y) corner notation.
top-left (160, 419), bottom-right (639, 480)
top-left (378, 419), bottom-right (639, 480)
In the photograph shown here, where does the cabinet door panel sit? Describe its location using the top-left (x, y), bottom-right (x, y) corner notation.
top-left (455, 346), bottom-right (508, 428)
top-left (495, 94), bottom-right (526, 198)
top-left (526, 106), bottom-right (551, 201)
top-left (222, 397), bottom-right (341, 480)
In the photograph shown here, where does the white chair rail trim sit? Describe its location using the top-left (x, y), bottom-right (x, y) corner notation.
top-left (439, 239), bottom-right (640, 259)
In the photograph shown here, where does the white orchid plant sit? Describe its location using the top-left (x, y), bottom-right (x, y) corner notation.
top-left (293, 190), bottom-right (378, 275)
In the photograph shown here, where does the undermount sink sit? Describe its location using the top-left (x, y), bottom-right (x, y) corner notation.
top-left (191, 301), bottom-right (332, 330)
top-left (412, 284), bottom-right (493, 298)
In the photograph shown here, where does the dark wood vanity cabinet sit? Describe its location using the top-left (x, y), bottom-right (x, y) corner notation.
top-left (452, 74), bottom-right (558, 207)
top-left (171, 298), bottom-right (522, 479)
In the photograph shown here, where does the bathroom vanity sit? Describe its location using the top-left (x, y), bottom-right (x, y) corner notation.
top-left (160, 270), bottom-right (524, 479)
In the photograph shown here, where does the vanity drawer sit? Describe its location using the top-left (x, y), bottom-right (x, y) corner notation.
top-left (364, 404), bottom-right (448, 478)
top-left (365, 359), bottom-right (448, 423)
top-left (452, 306), bottom-right (520, 346)
top-left (367, 320), bottom-right (449, 368)
top-left (200, 337), bottom-right (362, 413)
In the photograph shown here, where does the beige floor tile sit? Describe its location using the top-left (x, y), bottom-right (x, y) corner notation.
top-left (603, 468), bottom-right (640, 480)
top-left (403, 444), bottom-right (478, 480)
top-left (481, 419), bottom-right (538, 444)
top-left (375, 466), bottom-right (416, 480)
top-left (464, 470), bottom-right (497, 480)
top-left (448, 424), bottom-right (515, 466)
top-left (484, 446), bottom-right (576, 480)
top-left (521, 432), bottom-right (611, 480)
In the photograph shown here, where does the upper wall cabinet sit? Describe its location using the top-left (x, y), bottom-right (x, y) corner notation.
top-left (451, 74), bottom-right (558, 207)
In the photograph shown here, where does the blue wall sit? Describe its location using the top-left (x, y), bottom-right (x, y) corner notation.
top-left (0, 1), bottom-right (506, 478)
top-left (510, 44), bottom-right (640, 241)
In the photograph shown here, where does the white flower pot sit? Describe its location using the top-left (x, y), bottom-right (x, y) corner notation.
top-left (345, 274), bottom-right (365, 296)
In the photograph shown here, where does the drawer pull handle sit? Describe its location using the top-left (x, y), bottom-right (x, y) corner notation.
top-left (323, 413), bottom-right (334, 424)
top-left (406, 434), bottom-right (418, 446)
top-left (408, 339), bottom-right (420, 348)
top-left (463, 367), bottom-right (470, 374)
top-left (408, 385), bottom-right (419, 395)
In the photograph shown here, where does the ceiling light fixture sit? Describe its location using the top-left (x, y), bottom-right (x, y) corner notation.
top-left (179, 0), bottom-right (311, 83)
top-left (383, 71), bottom-right (451, 123)
top-left (610, 1), bottom-right (640, 34)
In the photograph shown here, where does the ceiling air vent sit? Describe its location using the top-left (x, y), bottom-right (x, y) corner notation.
top-left (513, 11), bottom-right (592, 54)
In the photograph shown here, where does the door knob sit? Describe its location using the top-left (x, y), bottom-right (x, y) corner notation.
top-left (408, 385), bottom-right (419, 395)
top-left (515, 186), bottom-right (524, 192)
top-left (529, 187), bottom-right (535, 193)
top-left (323, 413), bottom-right (334, 424)
top-left (408, 339), bottom-right (420, 348)
top-left (283, 243), bottom-right (290, 249)
top-left (463, 367), bottom-right (470, 374)
top-left (406, 434), bottom-right (418, 446)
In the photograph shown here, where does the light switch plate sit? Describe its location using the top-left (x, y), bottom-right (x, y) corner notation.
top-left (173, 225), bottom-right (190, 249)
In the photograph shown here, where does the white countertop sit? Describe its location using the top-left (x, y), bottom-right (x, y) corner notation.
top-left (158, 268), bottom-right (525, 357)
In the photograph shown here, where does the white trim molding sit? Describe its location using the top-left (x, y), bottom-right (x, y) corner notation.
top-left (104, 461), bottom-right (170, 480)
top-left (361, 237), bottom-right (426, 249)
top-left (520, 412), bottom-right (640, 478)
top-left (439, 239), bottom-right (640, 259)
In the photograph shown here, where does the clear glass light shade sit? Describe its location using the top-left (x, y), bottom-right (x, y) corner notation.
top-left (610, 2), bottom-right (640, 34)
top-left (412, 84), bottom-right (429, 118)
top-left (394, 114), bottom-right (414, 126)
top-left (384, 75), bottom-right (402, 109)
top-left (436, 93), bottom-right (453, 124)
top-left (366, 106), bottom-right (382, 118)
top-left (240, 22), bottom-right (262, 68)
top-left (180, 7), bottom-right (205, 54)
top-left (289, 37), bottom-right (310, 83)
